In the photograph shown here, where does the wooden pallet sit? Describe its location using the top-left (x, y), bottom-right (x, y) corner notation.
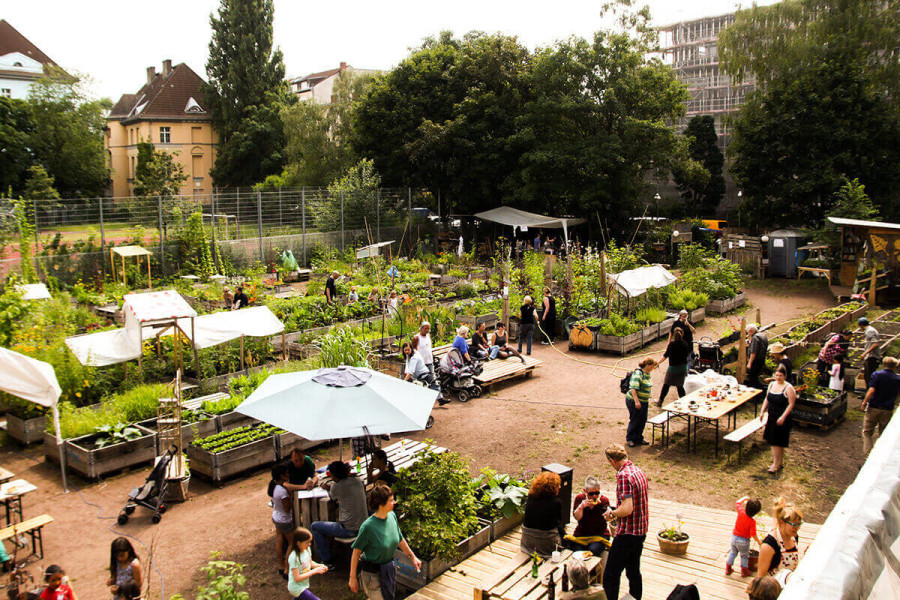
top-left (432, 343), bottom-right (542, 387)
top-left (794, 416), bottom-right (845, 431)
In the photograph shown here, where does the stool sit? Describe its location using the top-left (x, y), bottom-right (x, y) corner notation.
top-left (332, 536), bottom-right (358, 566)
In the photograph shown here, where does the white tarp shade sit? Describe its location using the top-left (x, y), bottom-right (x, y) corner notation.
top-left (474, 206), bottom-right (586, 242)
top-left (124, 290), bottom-right (197, 325)
top-left (781, 408), bottom-right (900, 599)
top-left (356, 241), bottom-right (394, 259)
top-left (609, 265), bottom-right (677, 298)
top-left (16, 283), bottom-right (52, 300)
top-left (65, 306), bottom-right (284, 366)
top-left (0, 347), bottom-right (61, 407)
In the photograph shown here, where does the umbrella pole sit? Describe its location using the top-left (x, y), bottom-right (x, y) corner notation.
top-left (52, 403), bottom-right (68, 494)
top-left (339, 437), bottom-right (343, 462)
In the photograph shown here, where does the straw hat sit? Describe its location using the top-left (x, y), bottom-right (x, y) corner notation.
top-left (768, 342), bottom-right (786, 354)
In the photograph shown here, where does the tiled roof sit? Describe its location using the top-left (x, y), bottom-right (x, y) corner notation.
top-left (109, 63), bottom-right (211, 123)
top-left (289, 66), bottom-right (343, 85)
top-left (0, 20), bottom-right (57, 66)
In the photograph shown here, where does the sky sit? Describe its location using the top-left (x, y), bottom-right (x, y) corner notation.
top-left (4, 0), bottom-right (780, 101)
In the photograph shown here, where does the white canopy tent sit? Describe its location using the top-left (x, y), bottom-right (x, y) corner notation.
top-left (608, 265), bottom-right (677, 298)
top-left (356, 241), bottom-right (395, 260)
top-left (15, 283), bottom-right (52, 300)
top-left (0, 348), bottom-right (67, 492)
top-left (474, 206), bottom-right (586, 243)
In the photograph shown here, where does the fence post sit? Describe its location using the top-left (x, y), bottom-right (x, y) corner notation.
top-left (437, 189), bottom-right (441, 220)
top-left (256, 190), bottom-right (264, 264)
top-left (340, 190), bottom-right (345, 251)
top-left (98, 197), bottom-right (107, 275)
top-left (278, 187), bottom-right (283, 229)
top-left (157, 195), bottom-right (166, 277)
top-left (301, 187), bottom-right (307, 267)
top-left (211, 191), bottom-right (220, 274)
top-left (31, 197), bottom-right (39, 277)
top-left (376, 189), bottom-right (381, 243)
top-left (408, 186), bottom-right (412, 224)
top-left (236, 187), bottom-right (240, 238)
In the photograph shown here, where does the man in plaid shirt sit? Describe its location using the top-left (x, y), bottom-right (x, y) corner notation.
top-left (602, 443), bottom-right (649, 600)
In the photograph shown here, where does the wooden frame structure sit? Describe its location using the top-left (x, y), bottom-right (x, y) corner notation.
top-left (111, 245), bottom-right (153, 288)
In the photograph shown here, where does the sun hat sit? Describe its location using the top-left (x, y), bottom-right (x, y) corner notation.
top-left (768, 342), bottom-right (786, 354)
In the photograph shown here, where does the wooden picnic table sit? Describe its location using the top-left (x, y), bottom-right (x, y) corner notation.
top-left (661, 384), bottom-right (762, 457)
top-left (474, 548), bottom-right (602, 600)
top-left (0, 479), bottom-right (37, 526)
top-left (292, 439), bottom-right (446, 528)
top-left (0, 467), bottom-right (14, 484)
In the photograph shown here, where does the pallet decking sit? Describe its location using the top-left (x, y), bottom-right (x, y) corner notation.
top-left (408, 496), bottom-right (821, 600)
top-left (432, 343), bottom-right (542, 387)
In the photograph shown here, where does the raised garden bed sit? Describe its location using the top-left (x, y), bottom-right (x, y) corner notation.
top-left (457, 312), bottom-right (499, 330)
top-left (57, 424), bottom-right (158, 479)
top-left (274, 431), bottom-right (317, 460)
top-left (138, 413), bottom-right (219, 454)
top-left (6, 414), bottom-right (47, 445)
top-left (706, 292), bottom-right (747, 315)
top-left (794, 391), bottom-right (848, 428)
top-left (217, 410), bottom-right (259, 432)
top-left (594, 325), bottom-right (659, 355)
top-left (187, 424), bottom-right (281, 483)
top-left (394, 518), bottom-right (492, 589)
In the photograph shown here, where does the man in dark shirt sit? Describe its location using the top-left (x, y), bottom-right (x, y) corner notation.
top-left (745, 324), bottom-right (768, 390)
top-left (862, 356), bottom-right (900, 454)
top-left (324, 271), bottom-right (339, 303)
top-left (282, 449), bottom-right (318, 492)
top-left (232, 286), bottom-right (250, 310)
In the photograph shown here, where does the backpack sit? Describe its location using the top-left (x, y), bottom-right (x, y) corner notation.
top-left (620, 370), bottom-right (635, 394)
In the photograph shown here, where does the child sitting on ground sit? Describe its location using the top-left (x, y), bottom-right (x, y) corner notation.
top-left (726, 496), bottom-right (762, 577)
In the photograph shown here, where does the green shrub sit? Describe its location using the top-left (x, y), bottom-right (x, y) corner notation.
top-left (596, 313), bottom-right (641, 336)
top-left (668, 289), bottom-right (709, 312)
top-left (53, 383), bottom-right (168, 438)
top-left (634, 307), bottom-right (668, 324)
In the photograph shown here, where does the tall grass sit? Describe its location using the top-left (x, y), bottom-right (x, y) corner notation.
top-left (53, 383), bottom-right (169, 439)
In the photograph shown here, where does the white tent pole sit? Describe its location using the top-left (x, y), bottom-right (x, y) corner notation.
top-left (52, 403), bottom-right (68, 493)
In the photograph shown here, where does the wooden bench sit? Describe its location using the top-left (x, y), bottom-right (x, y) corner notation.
top-left (183, 392), bottom-right (229, 412)
top-left (0, 514), bottom-right (53, 559)
top-left (724, 418), bottom-right (766, 463)
top-left (649, 411), bottom-right (673, 448)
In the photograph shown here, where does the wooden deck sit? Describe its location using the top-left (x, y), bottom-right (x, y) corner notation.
top-left (407, 497), bottom-right (821, 600)
top-left (432, 342), bottom-right (542, 388)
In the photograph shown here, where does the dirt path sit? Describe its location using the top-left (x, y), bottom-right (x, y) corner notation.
top-left (0, 279), bottom-right (865, 599)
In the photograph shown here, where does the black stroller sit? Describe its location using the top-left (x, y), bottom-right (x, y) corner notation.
top-left (118, 446), bottom-right (176, 525)
top-left (438, 348), bottom-right (484, 402)
top-left (695, 336), bottom-right (724, 372)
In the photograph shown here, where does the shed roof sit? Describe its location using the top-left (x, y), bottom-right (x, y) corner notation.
top-left (827, 217), bottom-right (900, 231)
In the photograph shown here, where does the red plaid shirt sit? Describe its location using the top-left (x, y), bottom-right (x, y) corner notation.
top-left (614, 460), bottom-right (649, 536)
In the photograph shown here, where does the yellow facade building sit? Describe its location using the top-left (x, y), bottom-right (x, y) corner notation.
top-left (106, 60), bottom-right (218, 198)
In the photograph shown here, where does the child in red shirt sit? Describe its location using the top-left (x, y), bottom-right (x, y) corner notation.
top-left (725, 496), bottom-right (762, 577)
top-left (39, 565), bottom-right (78, 600)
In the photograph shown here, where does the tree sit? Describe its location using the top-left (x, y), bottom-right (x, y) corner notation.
top-left (720, 0), bottom-right (900, 225)
top-left (132, 147), bottom-right (188, 199)
top-left (0, 97), bottom-right (35, 195)
top-left (203, 0), bottom-right (293, 187)
top-left (280, 69), bottom-right (377, 187)
top-left (22, 165), bottom-right (61, 203)
top-left (503, 4), bottom-right (689, 231)
top-left (318, 158), bottom-right (381, 231)
top-left (828, 178), bottom-right (879, 222)
top-left (673, 116), bottom-right (724, 216)
top-left (27, 68), bottom-right (110, 198)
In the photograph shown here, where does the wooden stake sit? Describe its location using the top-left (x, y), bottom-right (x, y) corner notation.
top-left (240, 335), bottom-right (245, 372)
top-left (868, 260), bottom-right (877, 306)
top-left (737, 317), bottom-right (748, 383)
top-left (755, 308), bottom-right (761, 327)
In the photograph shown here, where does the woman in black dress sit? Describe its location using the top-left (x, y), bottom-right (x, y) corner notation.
top-left (657, 328), bottom-right (691, 406)
top-left (759, 365), bottom-right (796, 474)
top-left (540, 287), bottom-right (556, 345)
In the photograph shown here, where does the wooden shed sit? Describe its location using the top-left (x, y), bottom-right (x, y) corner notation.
top-left (827, 217), bottom-right (900, 303)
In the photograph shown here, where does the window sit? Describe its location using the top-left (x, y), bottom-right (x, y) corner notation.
top-left (159, 127), bottom-right (171, 144)
top-left (1, 89), bottom-right (11, 98)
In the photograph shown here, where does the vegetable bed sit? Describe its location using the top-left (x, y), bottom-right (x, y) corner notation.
top-left (187, 424), bottom-right (282, 483)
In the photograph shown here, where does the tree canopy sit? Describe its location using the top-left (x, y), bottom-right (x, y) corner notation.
top-left (673, 116), bottom-right (724, 216)
top-left (203, 0), bottom-right (293, 187)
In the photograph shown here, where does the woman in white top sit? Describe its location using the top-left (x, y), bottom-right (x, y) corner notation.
top-left (268, 463), bottom-right (294, 579)
top-left (414, 322), bottom-right (434, 374)
top-left (402, 340), bottom-right (448, 404)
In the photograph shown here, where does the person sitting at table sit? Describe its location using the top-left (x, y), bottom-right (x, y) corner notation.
top-left (492, 322), bottom-right (525, 362)
top-left (746, 576), bottom-right (782, 600)
top-left (453, 326), bottom-right (473, 363)
top-left (282, 449), bottom-right (319, 493)
top-left (564, 476), bottom-right (610, 557)
top-left (559, 558), bottom-right (605, 600)
top-left (521, 471), bottom-right (564, 558)
top-left (311, 461), bottom-right (368, 570)
top-left (472, 322), bottom-right (499, 360)
top-left (366, 450), bottom-right (398, 486)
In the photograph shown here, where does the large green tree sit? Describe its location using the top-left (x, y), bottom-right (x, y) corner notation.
top-left (27, 69), bottom-right (110, 198)
top-left (203, 0), bottom-right (293, 187)
top-left (0, 97), bottom-right (35, 195)
top-left (673, 116), bottom-right (724, 216)
top-left (720, 0), bottom-right (900, 225)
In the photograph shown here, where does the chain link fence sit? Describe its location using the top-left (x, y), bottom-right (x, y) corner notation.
top-left (0, 188), bottom-right (444, 284)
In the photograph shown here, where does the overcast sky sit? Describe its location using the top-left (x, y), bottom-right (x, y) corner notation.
top-left (4, 0), bottom-right (779, 101)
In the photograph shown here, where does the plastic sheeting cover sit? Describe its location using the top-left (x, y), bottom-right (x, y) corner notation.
top-left (0, 347), bottom-right (61, 407)
top-left (124, 290), bottom-right (197, 324)
top-left (65, 328), bottom-right (141, 367)
top-left (16, 283), bottom-right (51, 300)
top-left (474, 206), bottom-right (586, 229)
top-left (609, 265), bottom-right (677, 298)
top-left (781, 408), bottom-right (900, 599)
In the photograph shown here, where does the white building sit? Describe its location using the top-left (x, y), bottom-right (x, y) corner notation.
top-left (0, 20), bottom-right (63, 100)
top-left (288, 62), bottom-right (380, 104)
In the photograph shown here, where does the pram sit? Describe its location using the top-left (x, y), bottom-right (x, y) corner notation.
top-left (118, 446), bottom-right (176, 525)
top-left (438, 348), bottom-right (483, 402)
top-left (695, 336), bottom-right (724, 372)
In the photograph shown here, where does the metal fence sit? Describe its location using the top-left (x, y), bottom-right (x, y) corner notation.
top-left (0, 187), bottom-right (444, 283)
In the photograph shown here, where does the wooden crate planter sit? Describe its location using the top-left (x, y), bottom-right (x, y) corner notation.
top-left (690, 307), bottom-right (706, 324)
top-left (6, 414), bottom-right (47, 445)
top-left (706, 292), bottom-right (747, 315)
top-left (488, 512), bottom-right (524, 542)
top-left (217, 411), bottom-right (259, 432)
top-left (394, 518), bottom-right (492, 589)
top-left (594, 326), bottom-right (658, 355)
top-left (138, 415), bottom-right (218, 453)
top-left (275, 432), bottom-right (317, 460)
top-left (367, 336), bottom-right (397, 352)
top-left (64, 424), bottom-right (158, 479)
top-left (794, 391), bottom-right (848, 428)
top-left (187, 436), bottom-right (277, 483)
top-left (457, 313), bottom-right (499, 330)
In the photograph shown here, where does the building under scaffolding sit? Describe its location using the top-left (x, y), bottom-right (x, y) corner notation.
top-left (658, 12), bottom-right (756, 152)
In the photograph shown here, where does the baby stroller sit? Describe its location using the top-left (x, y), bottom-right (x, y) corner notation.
top-left (695, 337), bottom-right (724, 372)
top-left (118, 446), bottom-right (176, 525)
top-left (438, 348), bottom-right (483, 402)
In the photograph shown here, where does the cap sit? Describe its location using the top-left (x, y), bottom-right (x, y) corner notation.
top-left (858, 317), bottom-right (869, 326)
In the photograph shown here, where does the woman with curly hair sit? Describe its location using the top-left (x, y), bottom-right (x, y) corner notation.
top-left (520, 472), bottom-right (563, 558)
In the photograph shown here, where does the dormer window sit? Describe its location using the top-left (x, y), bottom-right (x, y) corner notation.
top-left (13, 62), bottom-right (22, 67)
top-left (184, 97), bottom-right (205, 113)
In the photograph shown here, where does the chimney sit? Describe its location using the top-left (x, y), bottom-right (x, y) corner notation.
top-left (146, 66), bottom-right (156, 83)
top-left (340, 61), bottom-right (347, 71)
top-left (162, 59), bottom-right (173, 76)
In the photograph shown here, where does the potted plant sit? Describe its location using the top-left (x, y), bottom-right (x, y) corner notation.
top-left (5, 397), bottom-right (48, 445)
top-left (65, 422), bottom-right (158, 479)
top-left (657, 516), bottom-right (690, 556)
top-left (474, 469), bottom-right (528, 541)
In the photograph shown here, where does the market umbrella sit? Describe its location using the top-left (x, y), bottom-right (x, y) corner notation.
top-left (235, 366), bottom-right (438, 458)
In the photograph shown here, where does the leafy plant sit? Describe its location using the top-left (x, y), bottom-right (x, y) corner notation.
top-left (192, 424), bottom-right (283, 453)
top-left (52, 383), bottom-right (168, 439)
top-left (94, 423), bottom-right (145, 448)
top-left (658, 514), bottom-right (688, 542)
top-left (668, 288), bottom-right (709, 312)
top-left (314, 324), bottom-right (370, 368)
top-left (634, 307), bottom-right (668, 324)
top-left (475, 469), bottom-right (528, 520)
top-left (170, 552), bottom-right (249, 600)
top-left (392, 449), bottom-right (481, 561)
